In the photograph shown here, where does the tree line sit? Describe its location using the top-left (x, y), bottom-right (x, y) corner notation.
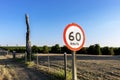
top-left (1, 44), bottom-right (120, 55)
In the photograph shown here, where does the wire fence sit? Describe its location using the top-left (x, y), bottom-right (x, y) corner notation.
top-left (1, 50), bottom-right (120, 80)
top-left (11, 52), bottom-right (73, 80)
top-left (0, 51), bottom-right (72, 80)
top-left (34, 53), bottom-right (72, 80)
top-left (35, 53), bottom-right (70, 70)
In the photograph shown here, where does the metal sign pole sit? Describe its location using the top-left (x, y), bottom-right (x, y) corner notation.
top-left (72, 51), bottom-right (77, 80)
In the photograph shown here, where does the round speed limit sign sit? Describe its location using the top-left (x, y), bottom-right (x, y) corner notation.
top-left (63, 23), bottom-right (85, 51)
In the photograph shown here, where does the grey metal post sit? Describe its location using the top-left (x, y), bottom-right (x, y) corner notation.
top-left (64, 52), bottom-right (67, 80)
top-left (72, 51), bottom-right (77, 80)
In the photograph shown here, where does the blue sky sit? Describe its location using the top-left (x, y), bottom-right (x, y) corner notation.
top-left (0, 0), bottom-right (120, 47)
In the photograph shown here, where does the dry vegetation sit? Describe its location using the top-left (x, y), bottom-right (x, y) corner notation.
top-left (0, 56), bottom-right (17, 80)
top-left (0, 55), bottom-right (48, 80)
top-left (0, 54), bottom-right (120, 80)
top-left (0, 65), bottom-right (18, 80)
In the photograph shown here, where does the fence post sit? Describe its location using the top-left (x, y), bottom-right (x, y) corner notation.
top-left (25, 52), bottom-right (27, 62)
top-left (48, 52), bottom-right (50, 71)
top-left (30, 52), bottom-right (31, 61)
top-left (64, 52), bottom-right (67, 80)
top-left (6, 51), bottom-right (8, 57)
top-left (13, 51), bottom-right (16, 59)
top-left (37, 53), bottom-right (38, 68)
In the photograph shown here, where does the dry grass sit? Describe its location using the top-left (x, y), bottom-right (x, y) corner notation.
top-left (0, 65), bottom-right (18, 80)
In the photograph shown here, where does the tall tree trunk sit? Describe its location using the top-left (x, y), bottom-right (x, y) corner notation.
top-left (25, 14), bottom-right (31, 61)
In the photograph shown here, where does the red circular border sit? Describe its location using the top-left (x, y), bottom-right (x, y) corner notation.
top-left (63, 23), bottom-right (85, 51)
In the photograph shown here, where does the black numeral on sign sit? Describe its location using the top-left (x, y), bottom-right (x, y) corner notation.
top-left (69, 32), bottom-right (74, 41)
top-left (76, 32), bottom-right (81, 41)
top-left (69, 32), bottom-right (81, 41)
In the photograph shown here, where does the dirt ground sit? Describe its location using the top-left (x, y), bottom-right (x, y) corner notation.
top-left (76, 55), bottom-right (120, 80)
top-left (0, 54), bottom-right (120, 80)
top-left (0, 55), bottom-right (49, 80)
top-left (37, 54), bottom-right (120, 80)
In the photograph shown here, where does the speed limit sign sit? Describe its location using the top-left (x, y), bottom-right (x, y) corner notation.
top-left (63, 23), bottom-right (85, 51)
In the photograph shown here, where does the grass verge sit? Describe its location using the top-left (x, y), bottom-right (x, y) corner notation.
top-left (25, 61), bottom-right (72, 80)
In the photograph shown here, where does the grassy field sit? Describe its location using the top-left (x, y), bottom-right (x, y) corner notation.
top-left (0, 54), bottom-right (120, 80)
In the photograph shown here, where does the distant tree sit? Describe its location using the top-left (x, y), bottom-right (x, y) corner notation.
top-left (77, 47), bottom-right (87, 54)
top-left (87, 45), bottom-right (95, 54)
top-left (51, 44), bottom-right (61, 53)
top-left (61, 45), bottom-right (71, 54)
top-left (109, 47), bottom-right (114, 55)
top-left (43, 45), bottom-right (49, 53)
top-left (94, 44), bottom-right (102, 55)
top-left (101, 47), bottom-right (112, 55)
top-left (114, 48), bottom-right (118, 55)
top-left (118, 48), bottom-right (120, 55)
top-left (32, 45), bottom-right (39, 53)
top-left (87, 44), bottom-right (102, 55)
top-left (37, 47), bottom-right (42, 53)
top-left (101, 47), bottom-right (108, 55)
top-left (114, 48), bottom-right (120, 55)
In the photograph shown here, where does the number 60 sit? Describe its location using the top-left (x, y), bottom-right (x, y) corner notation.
top-left (69, 32), bottom-right (81, 41)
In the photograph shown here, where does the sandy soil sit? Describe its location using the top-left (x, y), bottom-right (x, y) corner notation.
top-left (76, 55), bottom-right (120, 80)
top-left (0, 55), bottom-right (49, 80)
top-left (37, 54), bottom-right (120, 80)
top-left (0, 54), bottom-right (120, 80)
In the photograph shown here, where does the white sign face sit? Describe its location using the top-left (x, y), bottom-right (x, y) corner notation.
top-left (63, 23), bottom-right (85, 51)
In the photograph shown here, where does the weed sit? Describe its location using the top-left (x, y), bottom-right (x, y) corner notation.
top-left (25, 61), bottom-right (35, 68)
